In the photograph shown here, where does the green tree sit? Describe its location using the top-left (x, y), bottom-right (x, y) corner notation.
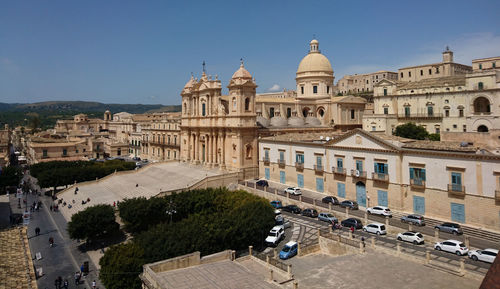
top-left (67, 204), bottom-right (120, 243)
top-left (28, 114), bottom-right (41, 132)
top-left (428, 133), bottom-right (440, 141)
top-left (0, 166), bottom-right (22, 194)
top-left (393, 122), bottom-right (429, 140)
top-left (99, 242), bottom-right (145, 289)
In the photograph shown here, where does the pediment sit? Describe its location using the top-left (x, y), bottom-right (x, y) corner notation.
top-left (327, 129), bottom-right (400, 151)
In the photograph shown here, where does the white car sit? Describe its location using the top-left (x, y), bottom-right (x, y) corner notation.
top-left (284, 187), bottom-right (302, 196)
top-left (366, 206), bottom-right (392, 217)
top-left (468, 248), bottom-right (498, 263)
top-left (265, 225), bottom-right (285, 247)
top-left (362, 222), bottom-right (387, 235)
top-left (434, 239), bottom-right (469, 256)
top-left (397, 231), bottom-right (425, 245)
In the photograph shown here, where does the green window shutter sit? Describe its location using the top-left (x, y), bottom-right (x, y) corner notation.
top-left (421, 169), bottom-right (426, 181)
top-left (409, 168), bottom-right (414, 179)
top-left (374, 163), bottom-right (378, 173)
top-left (384, 164), bottom-right (388, 174)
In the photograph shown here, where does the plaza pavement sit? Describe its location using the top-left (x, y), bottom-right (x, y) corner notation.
top-left (57, 162), bottom-right (222, 221)
top-left (286, 252), bottom-right (481, 289)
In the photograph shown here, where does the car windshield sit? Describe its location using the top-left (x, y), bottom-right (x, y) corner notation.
top-left (416, 233), bottom-right (423, 238)
top-left (269, 232), bottom-right (277, 237)
top-left (380, 225), bottom-right (386, 230)
top-left (459, 243), bottom-right (466, 247)
top-left (282, 246), bottom-right (291, 252)
top-left (385, 209), bottom-right (391, 211)
top-left (326, 214), bottom-right (333, 218)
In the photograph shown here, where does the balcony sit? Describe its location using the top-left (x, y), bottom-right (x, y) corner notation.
top-left (350, 169), bottom-right (367, 179)
top-left (295, 162), bottom-right (304, 170)
top-left (448, 184), bottom-right (465, 196)
top-left (496, 190), bottom-right (500, 201)
top-left (472, 111), bottom-right (491, 116)
top-left (277, 159), bottom-right (286, 168)
top-left (398, 113), bottom-right (443, 121)
top-left (372, 172), bottom-right (389, 182)
top-left (263, 157), bottom-right (270, 165)
top-left (410, 178), bottom-right (426, 189)
top-left (314, 164), bottom-right (324, 174)
top-left (332, 166), bottom-right (346, 176)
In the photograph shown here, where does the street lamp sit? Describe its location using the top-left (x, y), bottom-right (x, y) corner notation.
top-left (166, 200), bottom-right (176, 223)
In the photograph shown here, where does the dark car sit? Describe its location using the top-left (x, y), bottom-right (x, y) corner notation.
top-left (301, 208), bottom-right (318, 218)
top-left (339, 200), bottom-right (359, 210)
top-left (256, 180), bottom-right (269, 187)
top-left (401, 214), bottom-right (425, 226)
top-left (321, 196), bottom-right (339, 205)
top-left (282, 204), bottom-right (301, 214)
top-left (434, 222), bottom-right (463, 235)
top-left (341, 218), bottom-right (363, 229)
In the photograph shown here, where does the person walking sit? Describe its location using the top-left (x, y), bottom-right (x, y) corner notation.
top-left (49, 237), bottom-right (54, 247)
top-left (350, 226), bottom-right (355, 238)
top-left (74, 271), bottom-right (80, 285)
top-left (63, 279), bottom-right (68, 289)
top-left (92, 280), bottom-right (97, 289)
top-left (35, 227), bottom-right (40, 236)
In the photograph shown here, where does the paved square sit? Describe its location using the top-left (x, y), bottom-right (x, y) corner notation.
top-left (287, 252), bottom-right (481, 289)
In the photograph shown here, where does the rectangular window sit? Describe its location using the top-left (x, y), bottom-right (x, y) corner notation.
top-left (295, 153), bottom-right (304, 164)
top-left (316, 178), bottom-right (324, 192)
top-left (436, 67), bottom-right (439, 74)
top-left (427, 106), bottom-right (433, 116)
top-left (350, 109), bottom-right (355, 119)
top-left (264, 149), bottom-right (269, 160)
top-left (297, 174), bottom-right (304, 188)
top-left (445, 110), bottom-right (449, 117)
top-left (270, 107), bottom-right (275, 118)
top-left (384, 107), bottom-right (388, 114)
top-left (479, 64), bottom-right (482, 69)
top-left (413, 196), bottom-right (425, 214)
top-left (287, 108), bottom-right (292, 118)
top-left (405, 107), bottom-right (411, 116)
top-left (279, 150), bottom-right (284, 162)
top-left (428, 68), bottom-right (432, 75)
top-left (409, 71), bottom-right (411, 77)
top-left (316, 155), bottom-right (322, 167)
top-left (336, 158), bottom-right (343, 169)
top-left (355, 160), bottom-right (363, 172)
top-left (63, 149), bottom-right (67, 156)
top-left (327, 86), bottom-right (330, 94)
top-left (43, 150), bottom-right (48, 157)
top-left (374, 162), bottom-right (388, 175)
top-left (337, 182), bottom-right (346, 198)
top-left (409, 168), bottom-right (426, 186)
top-left (383, 88), bottom-right (387, 96)
top-left (313, 85), bottom-right (318, 94)
top-left (420, 70), bottom-right (423, 76)
top-left (459, 109), bottom-right (464, 117)
top-left (400, 72), bottom-right (403, 78)
top-left (202, 103), bottom-right (206, 116)
top-left (301, 86), bottom-right (304, 94)
top-left (377, 190), bottom-right (388, 206)
top-left (451, 172), bottom-right (462, 186)
top-left (463, 125), bottom-right (466, 132)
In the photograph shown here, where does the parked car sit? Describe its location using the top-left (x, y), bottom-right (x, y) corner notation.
top-left (274, 209), bottom-right (281, 215)
top-left (341, 218), bottom-right (363, 229)
top-left (265, 226), bottom-right (285, 247)
top-left (321, 196), bottom-right (339, 205)
top-left (468, 248), bottom-right (498, 263)
top-left (366, 206), bottom-right (392, 217)
top-left (270, 200), bottom-right (282, 209)
top-left (282, 204), bottom-right (301, 214)
top-left (301, 208), bottom-right (318, 218)
top-left (339, 200), bottom-right (359, 210)
top-left (397, 231), bottom-right (425, 245)
top-left (279, 241), bottom-right (298, 260)
top-left (284, 187), bottom-right (302, 196)
top-left (362, 223), bottom-right (387, 235)
top-left (434, 222), bottom-right (463, 235)
top-left (434, 240), bottom-right (469, 256)
top-left (275, 215), bottom-right (291, 229)
top-left (256, 180), bottom-right (269, 187)
top-left (400, 214), bottom-right (425, 226)
top-left (318, 212), bottom-right (338, 224)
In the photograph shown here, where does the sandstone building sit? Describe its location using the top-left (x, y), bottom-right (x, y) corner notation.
top-left (337, 70), bottom-right (398, 95)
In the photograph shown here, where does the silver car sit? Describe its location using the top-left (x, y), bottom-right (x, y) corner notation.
top-left (318, 212), bottom-right (338, 224)
top-left (434, 222), bottom-right (463, 235)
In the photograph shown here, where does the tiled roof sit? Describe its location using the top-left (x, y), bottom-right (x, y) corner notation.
top-left (0, 227), bottom-right (38, 289)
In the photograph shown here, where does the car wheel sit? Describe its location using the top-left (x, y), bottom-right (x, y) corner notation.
top-left (452, 231), bottom-right (458, 235)
top-left (456, 251), bottom-right (462, 256)
top-left (397, 237), bottom-right (402, 241)
top-left (376, 231), bottom-right (381, 235)
top-left (471, 255), bottom-right (478, 261)
top-left (367, 210), bottom-right (371, 214)
top-left (436, 246), bottom-right (441, 251)
top-left (363, 228), bottom-right (367, 232)
top-left (413, 240), bottom-right (418, 245)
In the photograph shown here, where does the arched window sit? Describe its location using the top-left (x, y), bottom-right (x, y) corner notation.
top-left (244, 98), bottom-right (250, 111)
top-left (302, 107), bottom-right (310, 117)
top-left (269, 107), bottom-right (275, 118)
top-left (473, 97), bottom-right (490, 114)
top-left (477, 125), bottom-right (489, 132)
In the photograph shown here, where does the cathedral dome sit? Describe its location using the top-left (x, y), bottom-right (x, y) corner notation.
top-left (296, 39), bottom-right (333, 74)
top-left (270, 116), bottom-right (288, 127)
top-left (288, 116), bottom-right (305, 127)
top-left (305, 116), bottom-right (321, 126)
top-left (232, 60), bottom-right (252, 79)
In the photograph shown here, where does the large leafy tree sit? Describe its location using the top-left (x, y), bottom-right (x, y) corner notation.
top-left (0, 166), bottom-right (22, 194)
top-left (67, 204), bottom-right (120, 243)
top-left (99, 242), bottom-right (145, 289)
top-left (393, 122), bottom-right (430, 140)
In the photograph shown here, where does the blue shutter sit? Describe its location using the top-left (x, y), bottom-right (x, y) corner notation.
top-left (337, 158), bottom-right (343, 168)
top-left (384, 164), bottom-right (388, 175)
top-left (265, 168), bottom-right (270, 180)
top-left (413, 196), bottom-right (425, 214)
top-left (297, 174), bottom-right (304, 188)
top-left (421, 169), bottom-right (426, 181)
top-left (374, 163), bottom-right (378, 173)
top-left (337, 182), bottom-right (345, 198)
top-left (451, 203), bottom-right (465, 223)
top-left (280, 171), bottom-right (285, 184)
top-left (316, 178), bottom-right (324, 192)
top-left (409, 168), bottom-right (414, 179)
top-left (377, 190), bottom-right (388, 206)
top-left (451, 172), bottom-right (462, 185)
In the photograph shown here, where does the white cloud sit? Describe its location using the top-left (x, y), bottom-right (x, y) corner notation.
top-left (268, 84), bottom-right (281, 92)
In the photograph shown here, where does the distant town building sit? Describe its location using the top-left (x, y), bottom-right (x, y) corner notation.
top-left (337, 71), bottom-right (398, 95)
top-left (0, 125), bottom-right (12, 167)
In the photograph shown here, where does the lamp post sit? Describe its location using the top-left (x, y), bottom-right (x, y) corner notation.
top-left (166, 200), bottom-right (176, 223)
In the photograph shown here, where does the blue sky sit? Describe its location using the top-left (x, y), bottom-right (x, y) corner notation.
top-left (1, 0), bottom-right (499, 105)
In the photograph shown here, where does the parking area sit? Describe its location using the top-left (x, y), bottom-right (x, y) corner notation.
top-left (286, 252), bottom-right (481, 289)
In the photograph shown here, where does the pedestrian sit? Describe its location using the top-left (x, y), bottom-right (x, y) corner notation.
top-left (92, 280), bottom-right (96, 289)
top-left (361, 236), bottom-right (365, 248)
top-left (58, 276), bottom-right (63, 289)
top-left (350, 226), bottom-right (354, 237)
top-left (50, 205), bottom-right (53, 211)
top-left (55, 278), bottom-right (59, 289)
top-left (80, 264), bottom-right (84, 275)
top-left (113, 201), bottom-right (116, 207)
top-left (74, 271), bottom-right (80, 285)
top-left (35, 227), bottom-right (40, 236)
top-left (49, 237), bottom-right (54, 247)
top-left (63, 279), bottom-right (68, 289)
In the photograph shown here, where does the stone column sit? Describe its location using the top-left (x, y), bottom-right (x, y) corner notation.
top-left (206, 134), bottom-right (211, 166)
top-left (212, 132), bottom-right (216, 166)
top-left (220, 133), bottom-right (226, 170)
